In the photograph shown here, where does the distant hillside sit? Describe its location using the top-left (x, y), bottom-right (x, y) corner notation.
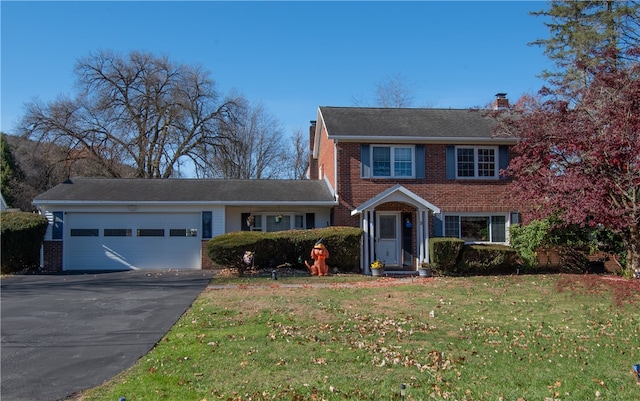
top-left (2, 133), bottom-right (135, 211)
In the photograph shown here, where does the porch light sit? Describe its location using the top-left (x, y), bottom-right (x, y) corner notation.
top-left (275, 214), bottom-right (283, 223)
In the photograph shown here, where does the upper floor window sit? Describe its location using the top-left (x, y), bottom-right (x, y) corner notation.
top-left (456, 146), bottom-right (497, 179)
top-left (372, 145), bottom-right (414, 178)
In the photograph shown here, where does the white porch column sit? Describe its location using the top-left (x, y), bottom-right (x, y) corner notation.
top-left (423, 209), bottom-right (430, 264)
top-left (417, 208), bottom-right (431, 265)
top-left (367, 209), bottom-right (375, 274)
top-left (362, 209), bottom-right (375, 275)
top-left (417, 209), bottom-right (424, 266)
top-left (360, 213), bottom-right (366, 273)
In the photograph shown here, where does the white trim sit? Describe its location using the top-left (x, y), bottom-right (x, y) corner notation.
top-left (313, 107), bottom-right (324, 159)
top-left (326, 135), bottom-right (518, 145)
top-left (33, 200), bottom-right (338, 207)
top-left (351, 184), bottom-right (440, 216)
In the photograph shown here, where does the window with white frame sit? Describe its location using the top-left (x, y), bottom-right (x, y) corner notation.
top-left (249, 214), bottom-right (305, 232)
top-left (444, 215), bottom-right (507, 243)
top-left (372, 145), bottom-right (414, 178)
top-left (456, 146), bottom-right (497, 178)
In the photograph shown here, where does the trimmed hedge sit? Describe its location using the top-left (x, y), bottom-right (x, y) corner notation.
top-left (458, 244), bottom-right (520, 275)
top-left (429, 237), bottom-right (520, 276)
top-left (206, 226), bottom-right (363, 276)
top-left (429, 237), bottom-right (464, 274)
top-left (1, 212), bottom-right (48, 273)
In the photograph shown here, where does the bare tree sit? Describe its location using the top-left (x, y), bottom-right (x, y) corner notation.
top-left (352, 72), bottom-right (426, 108)
top-left (282, 129), bottom-right (310, 180)
top-left (374, 72), bottom-right (417, 107)
top-left (204, 99), bottom-right (287, 179)
top-left (20, 50), bottom-right (239, 178)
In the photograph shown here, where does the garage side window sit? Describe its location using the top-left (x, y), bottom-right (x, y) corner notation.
top-left (169, 229), bottom-right (198, 237)
top-left (137, 229), bottom-right (164, 237)
top-left (202, 211), bottom-right (212, 238)
top-left (52, 212), bottom-right (63, 240)
top-left (104, 229), bottom-right (132, 237)
top-left (70, 229), bottom-right (99, 236)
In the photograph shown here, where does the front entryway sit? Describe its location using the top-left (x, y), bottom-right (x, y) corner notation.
top-left (376, 212), bottom-right (400, 267)
top-left (353, 185), bottom-right (441, 274)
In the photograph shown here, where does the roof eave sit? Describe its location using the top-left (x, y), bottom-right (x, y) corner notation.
top-left (327, 135), bottom-right (519, 145)
top-left (33, 200), bottom-right (339, 207)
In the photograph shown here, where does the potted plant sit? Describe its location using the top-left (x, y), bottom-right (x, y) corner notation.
top-left (370, 260), bottom-right (384, 276)
top-left (418, 263), bottom-right (432, 277)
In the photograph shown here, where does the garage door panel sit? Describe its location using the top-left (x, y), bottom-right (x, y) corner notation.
top-left (65, 213), bottom-right (202, 271)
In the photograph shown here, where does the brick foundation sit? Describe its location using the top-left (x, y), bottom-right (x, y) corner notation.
top-left (42, 241), bottom-right (63, 272)
top-left (201, 240), bottom-right (216, 270)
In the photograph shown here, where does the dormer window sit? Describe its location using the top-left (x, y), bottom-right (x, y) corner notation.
top-left (371, 145), bottom-right (415, 178)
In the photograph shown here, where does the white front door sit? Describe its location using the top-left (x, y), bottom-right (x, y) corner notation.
top-left (376, 212), bottom-right (400, 267)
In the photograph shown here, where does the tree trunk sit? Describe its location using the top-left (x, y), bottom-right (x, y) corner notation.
top-left (625, 224), bottom-right (640, 278)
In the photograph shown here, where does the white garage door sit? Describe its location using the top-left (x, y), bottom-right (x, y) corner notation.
top-left (64, 212), bottom-right (202, 270)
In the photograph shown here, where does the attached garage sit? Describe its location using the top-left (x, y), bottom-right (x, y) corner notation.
top-left (33, 178), bottom-right (337, 272)
top-left (64, 212), bottom-right (202, 270)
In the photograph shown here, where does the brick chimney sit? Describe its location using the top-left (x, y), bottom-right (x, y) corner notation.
top-left (493, 93), bottom-right (509, 110)
top-left (308, 120), bottom-right (318, 180)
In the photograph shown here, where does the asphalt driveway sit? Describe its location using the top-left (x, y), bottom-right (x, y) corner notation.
top-left (1, 270), bottom-right (213, 401)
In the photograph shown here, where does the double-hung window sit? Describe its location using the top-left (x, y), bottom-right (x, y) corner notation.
top-left (372, 145), bottom-right (414, 178)
top-left (456, 147), bottom-right (497, 179)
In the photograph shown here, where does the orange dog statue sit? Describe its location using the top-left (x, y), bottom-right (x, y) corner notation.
top-left (305, 241), bottom-right (330, 276)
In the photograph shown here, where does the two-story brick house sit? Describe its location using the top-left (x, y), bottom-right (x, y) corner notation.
top-left (309, 95), bottom-right (520, 274)
top-left (32, 95), bottom-right (519, 274)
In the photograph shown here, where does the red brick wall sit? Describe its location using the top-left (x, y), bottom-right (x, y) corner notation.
top-left (333, 143), bottom-right (517, 226)
top-left (201, 240), bottom-right (216, 270)
top-left (42, 241), bottom-right (63, 272)
top-left (316, 124), bottom-right (336, 189)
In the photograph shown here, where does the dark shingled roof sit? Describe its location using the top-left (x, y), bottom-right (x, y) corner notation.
top-left (319, 106), bottom-right (510, 140)
top-left (33, 178), bottom-right (337, 204)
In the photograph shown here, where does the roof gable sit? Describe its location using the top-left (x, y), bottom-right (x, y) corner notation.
top-left (351, 184), bottom-right (440, 215)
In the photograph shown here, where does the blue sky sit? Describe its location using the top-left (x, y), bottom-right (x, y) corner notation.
top-left (1, 1), bottom-right (553, 136)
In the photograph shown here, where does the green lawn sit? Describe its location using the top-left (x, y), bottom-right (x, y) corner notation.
top-left (72, 274), bottom-right (640, 400)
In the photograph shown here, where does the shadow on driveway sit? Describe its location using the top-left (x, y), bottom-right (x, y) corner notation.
top-left (1, 269), bottom-right (213, 401)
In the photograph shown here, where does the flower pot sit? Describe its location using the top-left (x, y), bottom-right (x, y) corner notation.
top-left (418, 268), bottom-right (432, 277)
top-left (371, 268), bottom-right (383, 277)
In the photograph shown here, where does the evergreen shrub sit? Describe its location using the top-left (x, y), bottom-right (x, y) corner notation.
top-left (206, 226), bottom-right (363, 276)
top-left (1, 211), bottom-right (48, 273)
top-left (458, 244), bottom-right (520, 275)
top-left (429, 237), bottom-right (464, 275)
